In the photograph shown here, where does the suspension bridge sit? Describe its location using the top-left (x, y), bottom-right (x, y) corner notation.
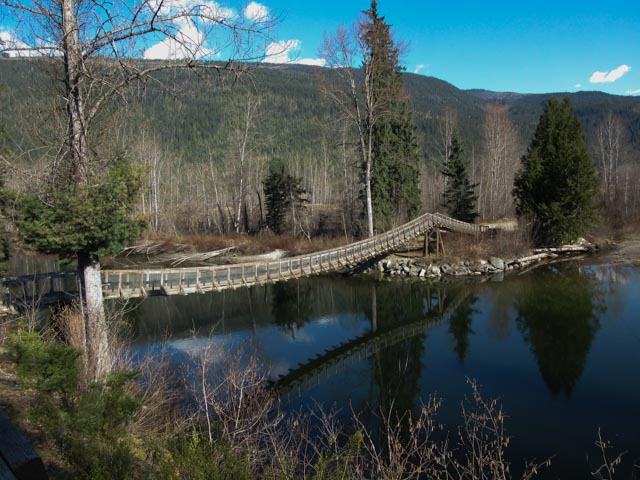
top-left (1, 212), bottom-right (488, 309)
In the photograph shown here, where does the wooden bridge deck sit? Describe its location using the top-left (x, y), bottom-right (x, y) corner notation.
top-left (2, 212), bottom-right (488, 304)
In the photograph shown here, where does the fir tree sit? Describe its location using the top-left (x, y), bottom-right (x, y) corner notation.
top-left (361, 1), bottom-right (422, 232)
top-left (514, 97), bottom-right (597, 246)
top-left (263, 165), bottom-right (306, 235)
top-left (14, 158), bottom-right (147, 259)
top-left (441, 134), bottom-right (478, 223)
top-left (0, 166), bottom-right (9, 276)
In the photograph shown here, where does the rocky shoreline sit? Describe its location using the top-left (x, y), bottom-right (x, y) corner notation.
top-left (367, 240), bottom-right (597, 281)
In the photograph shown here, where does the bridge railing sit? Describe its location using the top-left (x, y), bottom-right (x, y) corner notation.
top-left (99, 212), bottom-right (487, 298)
top-left (1, 211), bottom-right (488, 300)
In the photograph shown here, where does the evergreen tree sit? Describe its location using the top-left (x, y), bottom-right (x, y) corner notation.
top-left (441, 134), bottom-right (478, 223)
top-left (14, 158), bottom-right (146, 259)
top-left (263, 165), bottom-right (306, 235)
top-left (514, 97), bottom-right (597, 246)
top-left (0, 166), bottom-right (9, 276)
top-left (361, 1), bottom-right (422, 232)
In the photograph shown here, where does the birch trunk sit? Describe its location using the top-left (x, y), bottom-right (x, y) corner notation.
top-left (63, 0), bottom-right (110, 379)
top-left (78, 253), bottom-right (110, 379)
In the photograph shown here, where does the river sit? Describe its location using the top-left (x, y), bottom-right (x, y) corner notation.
top-left (123, 257), bottom-right (640, 479)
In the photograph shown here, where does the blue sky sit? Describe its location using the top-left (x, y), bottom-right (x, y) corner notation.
top-left (262, 0), bottom-right (640, 95)
top-left (1, 0), bottom-right (637, 95)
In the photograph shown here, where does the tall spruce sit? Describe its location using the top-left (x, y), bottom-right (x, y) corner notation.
top-left (0, 166), bottom-right (8, 276)
top-left (263, 165), bottom-right (306, 235)
top-left (514, 97), bottom-right (597, 246)
top-left (441, 134), bottom-right (478, 223)
top-left (361, 1), bottom-right (422, 232)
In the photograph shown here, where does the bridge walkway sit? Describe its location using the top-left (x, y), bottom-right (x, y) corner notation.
top-left (1, 212), bottom-right (487, 305)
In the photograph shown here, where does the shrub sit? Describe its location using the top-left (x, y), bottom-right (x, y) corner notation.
top-left (8, 330), bottom-right (144, 479)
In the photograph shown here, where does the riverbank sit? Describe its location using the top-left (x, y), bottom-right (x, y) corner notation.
top-left (600, 237), bottom-right (640, 267)
top-left (363, 231), bottom-right (598, 281)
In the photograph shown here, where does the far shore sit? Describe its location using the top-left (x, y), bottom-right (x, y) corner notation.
top-left (598, 236), bottom-right (640, 267)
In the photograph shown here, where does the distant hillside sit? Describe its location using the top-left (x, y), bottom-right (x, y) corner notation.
top-left (1, 59), bottom-right (639, 168)
top-left (466, 88), bottom-right (640, 150)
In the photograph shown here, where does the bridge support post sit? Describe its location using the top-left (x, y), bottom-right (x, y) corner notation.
top-left (436, 228), bottom-right (445, 258)
top-left (423, 232), bottom-right (428, 258)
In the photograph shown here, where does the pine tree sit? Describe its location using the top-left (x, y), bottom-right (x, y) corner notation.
top-left (263, 165), bottom-right (306, 235)
top-left (441, 134), bottom-right (478, 223)
top-left (0, 166), bottom-right (9, 276)
top-left (361, 1), bottom-right (422, 232)
top-left (514, 97), bottom-right (597, 246)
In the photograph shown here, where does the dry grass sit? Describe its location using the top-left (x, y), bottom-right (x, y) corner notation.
top-left (437, 230), bottom-right (533, 262)
top-left (133, 231), bottom-right (352, 257)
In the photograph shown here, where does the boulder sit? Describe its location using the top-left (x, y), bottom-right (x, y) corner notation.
top-left (440, 263), bottom-right (453, 275)
top-left (489, 256), bottom-right (505, 270)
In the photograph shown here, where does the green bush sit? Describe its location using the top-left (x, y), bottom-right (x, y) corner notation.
top-left (8, 331), bottom-right (144, 479)
top-left (161, 431), bottom-right (252, 480)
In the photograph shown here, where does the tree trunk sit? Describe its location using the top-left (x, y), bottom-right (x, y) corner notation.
top-left (78, 253), bottom-right (110, 380)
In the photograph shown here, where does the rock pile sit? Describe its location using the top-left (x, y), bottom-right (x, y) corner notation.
top-left (370, 240), bottom-right (595, 280)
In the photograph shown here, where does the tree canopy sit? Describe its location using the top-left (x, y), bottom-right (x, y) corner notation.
top-left (363, 1), bottom-right (422, 231)
top-left (514, 97), bottom-right (597, 246)
top-left (14, 158), bottom-right (146, 258)
top-left (264, 165), bottom-right (306, 235)
top-left (441, 134), bottom-right (478, 223)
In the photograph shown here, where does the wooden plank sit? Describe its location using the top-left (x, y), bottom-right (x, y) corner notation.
top-left (4, 211), bottom-right (490, 299)
top-left (0, 411), bottom-right (47, 480)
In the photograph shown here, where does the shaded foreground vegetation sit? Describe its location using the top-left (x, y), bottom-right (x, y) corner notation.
top-left (0, 308), bottom-right (637, 480)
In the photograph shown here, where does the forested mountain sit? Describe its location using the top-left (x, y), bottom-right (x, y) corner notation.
top-left (1, 58), bottom-right (639, 234)
top-left (1, 58), bottom-right (639, 166)
top-left (467, 88), bottom-right (640, 151)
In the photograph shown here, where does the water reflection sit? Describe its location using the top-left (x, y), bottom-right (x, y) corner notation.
top-left (129, 262), bottom-right (640, 478)
top-left (271, 282), bottom-right (315, 336)
top-left (447, 294), bottom-right (478, 363)
top-left (512, 266), bottom-right (605, 397)
top-left (130, 269), bottom-right (609, 401)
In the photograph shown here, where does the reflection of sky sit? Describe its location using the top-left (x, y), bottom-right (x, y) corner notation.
top-left (132, 312), bottom-right (371, 383)
top-left (132, 265), bottom-right (640, 479)
top-left (255, 313), bottom-right (370, 382)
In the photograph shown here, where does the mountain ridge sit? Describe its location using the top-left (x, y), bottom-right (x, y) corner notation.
top-left (1, 59), bottom-right (639, 165)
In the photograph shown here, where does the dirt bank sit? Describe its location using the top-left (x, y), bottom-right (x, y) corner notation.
top-left (597, 236), bottom-right (640, 267)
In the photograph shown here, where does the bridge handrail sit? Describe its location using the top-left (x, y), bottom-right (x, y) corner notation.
top-left (2, 212), bottom-right (487, 298)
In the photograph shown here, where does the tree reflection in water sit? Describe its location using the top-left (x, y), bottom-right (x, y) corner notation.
top-left (514, 265), bottom-right (605, 397)
top-left (271, 282), bottom-right (315, 336)
top-left (447, 293), bottom-right (479, 364)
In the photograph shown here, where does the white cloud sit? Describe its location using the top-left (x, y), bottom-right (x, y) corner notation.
top-left (143, 0), bottom-right (235, 59)
top-left (143, 20), bottom-right (213, 60)
top-left (574, 83), bottom-right (582, 89)
top-left (626, 88), bottom-right (640, 95)
top-left (243, 2), bottom-right (269, 21)
top-left (263, 40), bottom-right (326, 66)
top-left (199, 2), bottom-right (235, 21)
top-left (147, 0), bottom-right (233, 19)
top-left (264, 40), bottom-right (298, 63)
top-left (414, 64), bottom-right (427, 74)
top-left (0, 30), bottom-right (51, 57)
top-left (589, 64), bottom-right (631, 84)
top-left (297, 57), bottom-right (327, 67)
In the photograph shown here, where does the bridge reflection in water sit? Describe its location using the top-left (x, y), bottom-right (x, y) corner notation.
top-left (271, 286), bottom-right (468, 403)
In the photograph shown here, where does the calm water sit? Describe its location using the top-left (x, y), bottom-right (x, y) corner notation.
top-left (129, 259), bottom-right (640, 479)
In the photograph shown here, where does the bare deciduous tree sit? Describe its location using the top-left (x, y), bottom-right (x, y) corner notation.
top-left (0, 0), bottom-right (275, 378)
top-left (595, 113), bottom-right (625, 212)
top-left (477, 104), bottom-right (520, 219)
top-left (320, 24), bottom-right (377, 237)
